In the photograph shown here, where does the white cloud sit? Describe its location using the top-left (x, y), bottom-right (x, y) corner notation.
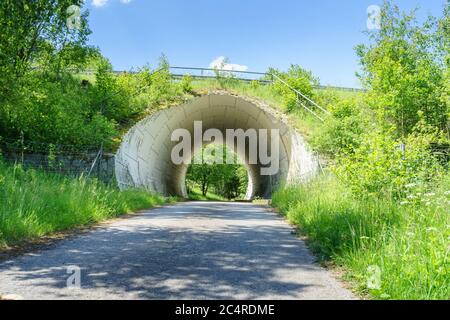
top-left (209, 56), bottom-right (248, 72)
top-left (92, 0), bottom-right (132, 8)
top-left (92, 0), bottom-right (108, 7)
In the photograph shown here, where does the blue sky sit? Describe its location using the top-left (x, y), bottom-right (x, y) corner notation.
top-left (85, 0), bottom-right (447, 88)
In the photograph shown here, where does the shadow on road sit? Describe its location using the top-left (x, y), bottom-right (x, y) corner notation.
top-left (0, 202), bottom-right (347, 300)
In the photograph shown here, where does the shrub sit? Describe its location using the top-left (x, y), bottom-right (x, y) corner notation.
top-left (180, 74), bottom-right (194, 93)
top-left (311, 98), bottom-right (368, 156)
top-left (356, 1), bottom-right (448, 135)
top-left (269, 65), bottom-right (318, 112)
top-left (334, 119), bottom-right (446, 199)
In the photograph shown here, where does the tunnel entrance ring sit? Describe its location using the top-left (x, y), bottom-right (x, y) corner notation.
top-left (115, 92), bottom-right (319, 199)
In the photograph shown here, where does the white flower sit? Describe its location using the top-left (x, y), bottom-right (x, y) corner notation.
top-left (425, 193), bottom-right (436, 197)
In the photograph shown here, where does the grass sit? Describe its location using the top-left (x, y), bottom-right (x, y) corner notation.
top-left (272, 174), bottom-right (450, 300)
top-left (0, 161), bottom-right (172, 248)
top-left (191, 78), bottom-right (364, 146)
top-left (188, 187), bottom-right (227, 201)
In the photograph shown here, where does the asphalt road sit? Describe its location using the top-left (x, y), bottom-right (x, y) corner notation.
top-left (0, 202), bottom-right (354, 300)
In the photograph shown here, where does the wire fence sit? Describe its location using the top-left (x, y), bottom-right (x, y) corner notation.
top-left (0, 137), bottom-right (115, 183)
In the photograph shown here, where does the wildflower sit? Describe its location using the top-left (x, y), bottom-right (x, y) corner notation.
top-left (405, 183), bottom-right (416, 189)
top-left (444, 191), bottom-right (450, 196)
top-left (407, 195), bottom-right (416, 200)
top-left (425, 193), bottom-right (436, 197)
top-left (400, 201), bottom-right (409, 206)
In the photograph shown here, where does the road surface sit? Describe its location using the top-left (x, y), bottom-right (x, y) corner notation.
top-left (0, 202), bottom-right (354, 300)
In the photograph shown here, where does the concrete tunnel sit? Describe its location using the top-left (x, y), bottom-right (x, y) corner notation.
top-left (115, 92), bottom-right (319, 199)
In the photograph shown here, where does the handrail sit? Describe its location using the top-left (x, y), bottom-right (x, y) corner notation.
top-left (171, 66), bottom-right (269, 77)
top-left (295, 99), bottom-right (325, 122)
top-left (271, 74), bottom-right (331, 115)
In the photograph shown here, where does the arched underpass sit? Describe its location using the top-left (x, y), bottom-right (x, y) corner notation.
top-left (115, 92), bottom-right (319, 199)
top-left (0, 92), bottom-right (355, 300)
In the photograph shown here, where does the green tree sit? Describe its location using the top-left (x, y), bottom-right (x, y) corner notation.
top-left (356, 1), bottom-right (448, 136)
top-left (0, 0), bottom-right (92, 81)
top-left (186, 145), bottom-right (249, 199)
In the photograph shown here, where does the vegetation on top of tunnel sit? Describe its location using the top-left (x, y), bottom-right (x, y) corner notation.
top-left (0, 0), bottom-right (361, 154)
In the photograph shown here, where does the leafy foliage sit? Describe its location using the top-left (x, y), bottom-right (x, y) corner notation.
top-left (335, 120), bottom-right (446, 199)
top-left (269, 65), bottom-right (318, 112)
top-left (186, 145), bottom-right (249, 199)
top-left (311, 97), bottom-right (368, 156)
top-left (356, 1), bottom-right (448, 136)
top-left (272, 1), bottom-right (450, 300)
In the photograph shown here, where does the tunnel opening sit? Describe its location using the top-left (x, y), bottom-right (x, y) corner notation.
top-left (115, 92), bottom-right (320, 199)
top-left (185, 144), bottom-right (250, 201)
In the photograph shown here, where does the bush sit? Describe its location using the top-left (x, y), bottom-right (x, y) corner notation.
top-left (334, 119), bottom-right (446, 199)
top-left (270, 65), bottom-right (318, 112)
top-left (180, 74), bottom-right (194, 93)
top-left (0, 54), bottom-right (190, 152)
top-left (0, 71), bottom-right (118, 149)
top-left (311, 98), bottom-right (367, 156)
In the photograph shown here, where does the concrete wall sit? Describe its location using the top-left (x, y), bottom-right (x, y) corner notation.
top-left (115, 91), bottom-right (319, 199)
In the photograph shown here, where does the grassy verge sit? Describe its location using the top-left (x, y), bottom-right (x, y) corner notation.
top-left (188, 188), bottom-right (227, 201)
top-left (0, 161), bottom-right (172, 248)
top-left (272, 174), bottom-right (450, 300)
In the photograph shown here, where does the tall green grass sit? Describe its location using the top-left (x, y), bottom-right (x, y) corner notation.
top-left (272, 174), bottom-right (450, 300)
top-left (0, 161), bottom-right (169, 248)
top-left (188, 187), bottom-right (226, 202)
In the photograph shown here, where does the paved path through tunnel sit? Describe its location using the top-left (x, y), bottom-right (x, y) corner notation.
top-left (0, 202), bottom-right (354, 300)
